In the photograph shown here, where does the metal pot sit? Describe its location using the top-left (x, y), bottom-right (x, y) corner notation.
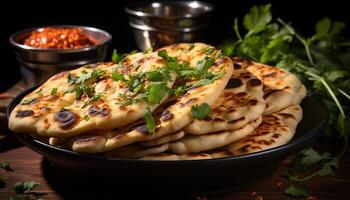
top-left (125, 1), bottom-right (213, 50)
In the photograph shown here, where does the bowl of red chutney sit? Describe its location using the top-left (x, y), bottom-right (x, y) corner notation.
top-left (9, 25), bottom-right (112, 87)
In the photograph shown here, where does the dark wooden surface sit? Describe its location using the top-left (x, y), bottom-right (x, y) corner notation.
top-left (0, 133), bottom-right (350, 200)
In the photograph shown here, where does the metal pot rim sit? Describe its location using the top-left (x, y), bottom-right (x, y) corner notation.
top-left (125, 1), bottom-right (214, 19)
top-left (129, 22), bottom-right (207, 32)
top-left (9, 25), bottom-right (112, 53)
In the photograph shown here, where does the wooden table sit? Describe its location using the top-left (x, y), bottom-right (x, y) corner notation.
top-left (0, 84), bottom-right (350, 200)
top-left (0, 132), bottom-right (349, 200)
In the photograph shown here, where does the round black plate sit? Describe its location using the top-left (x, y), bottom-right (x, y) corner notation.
top-left (6, 87), bottom-right (328, 198)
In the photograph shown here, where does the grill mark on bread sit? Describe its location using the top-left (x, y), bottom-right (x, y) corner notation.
top-left (16, 110), bottom-right (34, 118)
top-left (278, 113), bottom-right (296, 120)
top-left (180, 98), bottom-right (199, 107)
top-left (226, 78), bottom-right (243, 88)
top-left (233, 63), bottom-right (242, 69)
top-left (161, 110), bottom-right (174, 121)
top-left (249, 99), bottom-right (259, 106)
top-left (136, 125), bottom-right (149, 134)
top-left (88, 105), bottom-right (111, 117)
top-left (75, 135), bottom-right (104, 144)
top-left (248, 79), bottom-right (262, 87)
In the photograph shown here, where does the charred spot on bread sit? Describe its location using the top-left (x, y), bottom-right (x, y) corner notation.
top-left (54, 110), bottom-right (80, 130)
top-left (16, 110), bottom-right (34, 118)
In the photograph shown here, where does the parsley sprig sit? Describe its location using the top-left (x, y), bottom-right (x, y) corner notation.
top-left (219, 4), bottom-right (350, 197)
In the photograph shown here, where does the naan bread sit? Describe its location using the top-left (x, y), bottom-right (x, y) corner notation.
top-left (9, 51), bottom-right (177, 137)
top-left (168, 117), bottom-right (262, 154)
top-left (51, 43), bottom-right (234, 153)
top-left (231, 57), bottom-right (304, 114)
top-left (184, 67), bottom-right (265, 134)
top-left (140, 130), bottom-right (185, 147)
top-left (105, 143), bottom-right (169, 159)
top-left (140, 150), bottom-right (233, 160)
top-left (225, 104), bottom-right (303, 155)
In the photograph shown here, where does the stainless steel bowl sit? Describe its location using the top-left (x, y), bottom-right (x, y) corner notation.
top-left (9, 25), bottom-right (112, 87)
top-left (125, 1), bottom-right (213, 50)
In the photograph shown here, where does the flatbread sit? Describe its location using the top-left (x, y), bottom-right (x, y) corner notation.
top-left (140, 150), bottom-right (233, 160)
top-left (140, 130), bottom-right (185, 147)
top-left (168, 117), bottom-right (262, 154)
top-left (105, 143), bottom-right (169, 159)
top-left (231, 57), bottom-right (303, 114)
top-left (9, 51), bottom-right (177, 137)
top-left (225, 104), bottom-right (303, 155)
top-left (52, 43), bottom-right (234, 153)
top-left (184, 67), bottom-right (265, 134)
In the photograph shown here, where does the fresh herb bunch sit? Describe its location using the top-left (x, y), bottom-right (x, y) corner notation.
top-left (219, 4), bottom-right (350, 197)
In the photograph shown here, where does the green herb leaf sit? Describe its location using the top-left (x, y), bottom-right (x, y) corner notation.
top-left (317, 160), bottom-right (339, 176)
top-left (111, 49), bottom-right (125, 63)
top-left (196, 57), bottom-right (215, 78)
top-left (157, 50), bottom-right (181, 72)
top-left (147, 82), bottom-right (169, 105)
top-left (14, 181), bottom-right (39, 194)
top-left (284, 182), bottom-right (309, 197)
top-left (50, 88), bottom-right (58, 96)
top-left (204, 47), bottom-right (215, 55)
top-left (68, 69), bottom-right (106, 99)
top-left (147, 68), bottom-right (172, 82)
top-left (67, 73), bottom-right (78, 85)
top-left (315, 17), bottom-right (345, 40)
top-left (112, 72), bottom-right (126, 82)
top-left (299, 148), bottom-right (331, 168)
top-left (191, 103), bottom-right (212, 120)
top-left (144, 107), bottom-right (156, 134)
top-left (0, 161), bottom-right (14, 172)
top-left (83, 115), bottom-right (89, 121)
top-left (316, 17), bottom-right (332, 38)
top-left (82, 93), bottom-right (103, 108)
top-left (20, 98), bottom-right (37, 105)
top-left (243, 4), bottom-right (272, 36)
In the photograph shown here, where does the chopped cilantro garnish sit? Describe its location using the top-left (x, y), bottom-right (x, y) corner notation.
top-left (14, 181), bottom-right (39, 194)
top-left (111, 49), bottom-right (125, 63)
top-left (67, 69), bottom-right (106, 99)
top-left (147, 82), bottom-right (169, 105)
top-left (144, 106), bottom-right (156, 134)
top-left (191, 103), bottom-right (212, 120)
top-left (50, 88), bottom-right (58, 96)
top-left (0, 161), bottom-right (14, 172)
top-left (133, 65), bottom-right (141, 70)
top-left (196, 57), bottom-right (215, 78)
top-left (112, 72), bottom-right (126, 82)
top-left (82, 93), bottom-right (103, 108)
top-left (35, 88), bottom-right (42, 94)
top-left (204, 47), bottom-right (215, 55)
top-left (20, 98), bottom-right (36, 105)
top-left (83, 115), bottom-right (89, 121)
top-left (146, 68), bottom-right (172, 82)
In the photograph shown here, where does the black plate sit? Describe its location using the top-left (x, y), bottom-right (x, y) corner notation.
top-left (6, 87), bottom-right (328, 198)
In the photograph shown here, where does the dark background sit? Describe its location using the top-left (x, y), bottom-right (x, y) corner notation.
top-left (1, 0), bottom-right (349, 92)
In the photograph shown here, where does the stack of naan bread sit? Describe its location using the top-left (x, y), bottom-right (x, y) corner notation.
top-left (9, 43), bottom-right (306, 160)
